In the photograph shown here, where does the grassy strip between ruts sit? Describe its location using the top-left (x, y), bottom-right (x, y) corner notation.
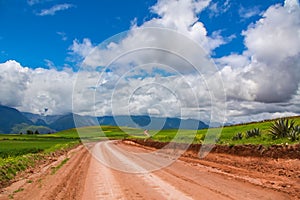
top-left (51, 158), bottom-right (70, 175)
top-left (0, 140), bottom-right (79, 188)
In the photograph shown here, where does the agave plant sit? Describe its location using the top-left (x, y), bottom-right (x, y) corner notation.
top-left (288, 125), bottom-right (300, 141)
top-left (269, 118), bottom-right (295, 139)
top-left (232, 132), bottom-right (243, 141)
top-left (245, 128), bottom-right (261, 138)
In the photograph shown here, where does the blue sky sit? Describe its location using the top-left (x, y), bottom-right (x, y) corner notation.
top-left (1, 0), bottom-right (283, 69)
top-left (0, 0), bottom-right (156, 69)
top-left (0, 0), bottom-right (300, 124)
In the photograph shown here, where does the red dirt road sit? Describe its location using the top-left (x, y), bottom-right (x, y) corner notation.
top-left (1, 141), bottom-right (298, 200)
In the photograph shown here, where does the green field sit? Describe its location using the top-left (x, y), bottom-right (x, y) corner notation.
top-left (147, 116), bottom-right (300, 145)
top-left (0, 132), bottom-right (81, 187)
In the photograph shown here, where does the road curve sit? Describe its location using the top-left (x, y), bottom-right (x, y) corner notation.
top-left (82, 141), bottom-right (290, 200)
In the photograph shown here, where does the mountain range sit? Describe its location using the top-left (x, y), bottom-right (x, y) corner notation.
top-left (0, 105), bottom-right (208, 134)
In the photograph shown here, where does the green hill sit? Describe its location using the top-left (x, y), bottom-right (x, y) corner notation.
top-left (0, 105), bottom-right (33, 133)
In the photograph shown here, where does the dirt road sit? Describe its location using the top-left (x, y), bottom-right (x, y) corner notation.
top-left (1, 141), bottom-right (298, 200)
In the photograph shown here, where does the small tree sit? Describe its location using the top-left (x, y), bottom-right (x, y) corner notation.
top-left (26, 130), bottom-right (34, 135)
top-left (34, 130), bottom-right (40, 135)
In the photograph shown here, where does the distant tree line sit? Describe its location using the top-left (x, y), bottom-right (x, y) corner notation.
top-left (19, 130), bottom-right (40, 135)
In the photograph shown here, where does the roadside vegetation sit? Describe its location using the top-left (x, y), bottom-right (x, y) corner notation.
top-left (0, 133), bottom-right (80, 188)
top-left (129, 116), bottom-right (300, 146)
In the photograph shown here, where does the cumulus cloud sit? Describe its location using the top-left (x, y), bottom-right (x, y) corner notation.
top-left (37, 3), bottom-right (74, 16)
top-left (0, 60), bottom-right (75, 115)
top-left (220, 0), bottom-right (300, 103)
top-left (23, 68), bottom-right (75, 115)
top-left (69, 0), bottom-right (226, 67)
top-left (0, 61), bottom-right (30, 107)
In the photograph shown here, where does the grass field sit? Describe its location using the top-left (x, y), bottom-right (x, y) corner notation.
top-left (0, 133), bottom-right (81, 187)
top-left (147, 116), bottom-right (300, 145)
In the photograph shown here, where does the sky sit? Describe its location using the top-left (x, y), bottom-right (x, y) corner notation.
top-left (0, 0), bottom-right (300, 125)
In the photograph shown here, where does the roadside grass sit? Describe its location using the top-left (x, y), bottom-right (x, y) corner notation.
top-left (51, 126), bottom-right (138, 140)
top-left (51, 158), bottom-right (70, 175)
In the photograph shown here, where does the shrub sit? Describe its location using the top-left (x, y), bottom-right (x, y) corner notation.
top-left (245, 128), bottom-right (261, 138)
top-left (269, 118), bottom-right (295, 139)
top-left (232, 132), bottom-right (243, 140)
top-left (288, 125), bottom-right (300, 141)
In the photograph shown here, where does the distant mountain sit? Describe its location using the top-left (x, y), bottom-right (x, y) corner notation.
top-left (97, 115), bottom-right (208, 130)
top-left (0, 105), bottom-right (33, 133)
top-left (49, 113), bottom-right (98, 131)
top-left (22, 112), bottom-right (61, 124)
top-left (50, 114), bottom-right (208, 131)
top-left (35, 118), bottom-right (47, 126)
top-left (0, 105), bottom-right (208, 133)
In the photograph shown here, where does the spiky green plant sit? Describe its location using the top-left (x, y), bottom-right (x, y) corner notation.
top-left (232, 132), bottom-right (243, 141)
top-left (288, 125), bottom-right (300, 141)
top-left (269, 118), bottom-right (295, 139)
top-left (245, 128), bottom-right (261, 138)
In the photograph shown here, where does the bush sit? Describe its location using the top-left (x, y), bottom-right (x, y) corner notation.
top-left (269, 118), bottom-right (295, 139)
top-left (288, 125), bottom-right (300, 141)
top-left (232, 132), bottom-right (243, 140)
top-left (245, 128), bottom-right (261, 138)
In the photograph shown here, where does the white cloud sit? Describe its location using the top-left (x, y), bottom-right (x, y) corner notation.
top-left (27, 0), bottom-right (48, 6)
top-left (208, 0), bottom-right (231, 18)
top-left (238, 6), bottom-right (261, 19)
top-left (0, 60), bottom-right (30, 107)
top-left (68, 38), bottom-right (94, 64)
top-left (23, 68), bottom-right (75, 115)
top-left (219, 0), bottom-right (300, 103)
top-left (37, 3), bottom-right (74, 16)
top-left (56, 31), bottom-right (67, 41)
top-left (216, 53), bottom-right (250, 68)
top-left (69, 0), bottom-right (226, 67)
top-left (0, 60), bottom-right (75, 115)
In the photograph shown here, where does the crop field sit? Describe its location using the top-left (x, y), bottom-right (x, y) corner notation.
top-left (0, 133), bottom-right (81, 187)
